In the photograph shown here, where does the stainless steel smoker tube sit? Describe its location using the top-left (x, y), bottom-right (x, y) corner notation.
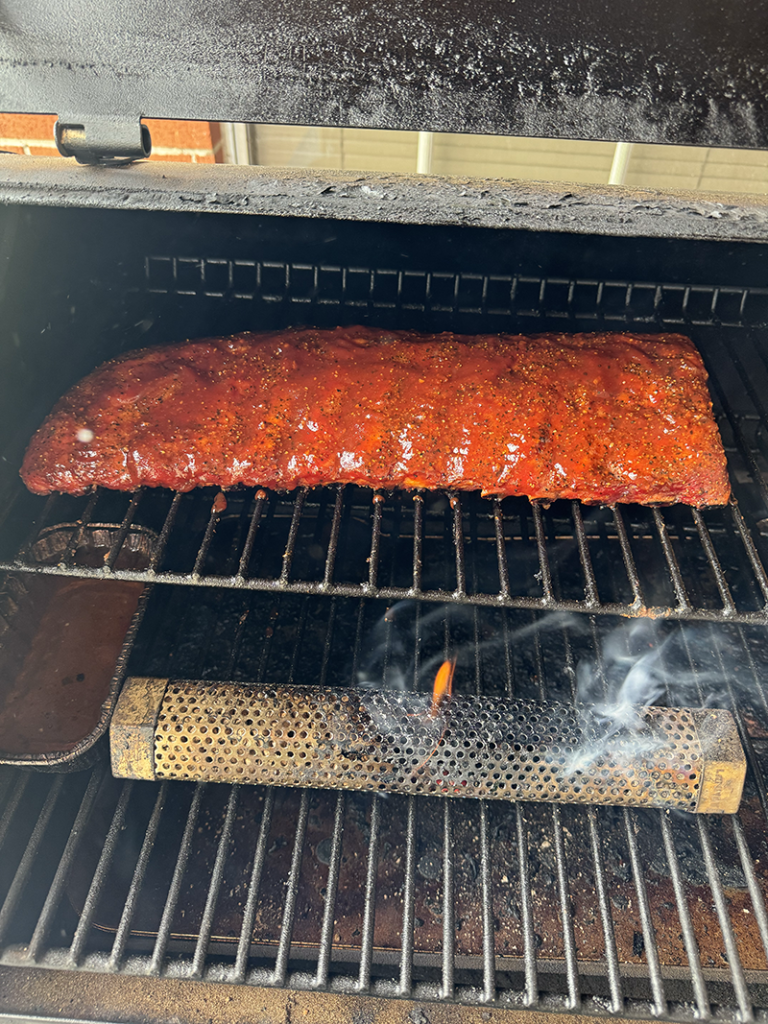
top-left (110, 678), bottom-right (746, 813)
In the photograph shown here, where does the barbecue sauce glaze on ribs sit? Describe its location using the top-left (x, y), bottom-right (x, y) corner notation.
top-left (20, 327), bottom-right (730, 506)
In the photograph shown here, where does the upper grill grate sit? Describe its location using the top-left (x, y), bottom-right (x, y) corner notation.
top-left (1, 483), bottom-right (767, 625)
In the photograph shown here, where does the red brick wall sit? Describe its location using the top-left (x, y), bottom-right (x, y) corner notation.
top-left (0, 114), bottom-right (215, 163)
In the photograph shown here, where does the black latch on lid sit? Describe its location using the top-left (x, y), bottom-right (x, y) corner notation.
top-left (54, 116), bottom-right (151, 165)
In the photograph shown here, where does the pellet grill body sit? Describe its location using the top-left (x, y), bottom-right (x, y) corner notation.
top-left (3, 3), bottom-right (768, 1023)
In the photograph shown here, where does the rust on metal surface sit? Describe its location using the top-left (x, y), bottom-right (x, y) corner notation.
top-left (695, 708), bottom-right (748, 814)
top-left (110, 678), bottom-right (745, 812)
top-left (0, 964), bottom-right (658, 1024)
top-left (110, 676), bottom-right (169, 781)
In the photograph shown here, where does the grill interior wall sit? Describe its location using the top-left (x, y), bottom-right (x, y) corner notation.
top-left (2, 203), bottom-right (768, 1019)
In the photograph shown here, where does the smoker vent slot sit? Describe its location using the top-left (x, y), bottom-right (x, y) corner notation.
top-left (139, 257), bottom-right (768, 329)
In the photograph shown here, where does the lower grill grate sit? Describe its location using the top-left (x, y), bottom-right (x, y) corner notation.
top-left (1, 597), bottom-right (768, 1019)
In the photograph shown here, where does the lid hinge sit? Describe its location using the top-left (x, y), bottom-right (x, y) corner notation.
top-left (54, 116), bottom-right (152, 165)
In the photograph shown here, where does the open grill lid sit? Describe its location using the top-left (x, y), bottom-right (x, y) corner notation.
top-left (1, 0), bottom-right (768, 162)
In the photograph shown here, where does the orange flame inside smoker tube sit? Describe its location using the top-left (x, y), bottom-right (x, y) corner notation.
top-left (430, 658), bottom-right (456, 718)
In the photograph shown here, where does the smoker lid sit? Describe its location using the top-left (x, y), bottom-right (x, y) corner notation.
top-left (2, 0), bottom-right (768, 152)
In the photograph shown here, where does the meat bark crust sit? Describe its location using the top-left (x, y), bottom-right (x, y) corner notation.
top-left (20, 327), bottom-right (730, 506)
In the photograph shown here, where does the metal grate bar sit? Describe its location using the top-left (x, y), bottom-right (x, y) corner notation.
top-left (386, 495), bottom-right (404, 590)
top-left (398, 795), bottom-right (417, 996)
top-left (554, 620), bottom-right (586, 1010)
top-left (27, 763), bottom-right (107, 962)
top-left (709, 625), bottom-right (768, 824)
top-left (232, 786), bottom-right (275, 984)
top-left (318, 598), bottom-right (337, 688)
top-left (412, 494), bottom-right (424, 593)
top-left (62, 491), bottom-right (100, 564)
top-left (0, 774), bottom-right (65, 948)
top-left (732, 631), bottom-right (768, 824)
top-left (610, 505), bottom-right (644, 606)
top-left (450, 494), bottom-right (466, 597)
top-left (658, 813), bottom-right (710, 1018)
top-left (149, 782), bottom-right (205, 975)
top-left (501, 610), bottom-right (514, 696)
top-left (380, 603), bottom-right (395, 689)
top-left (193, 493), bottom-right (226, 577)
top-left (651, 509), bottom-right (691, 611)
top-left (149, 491), bottom-right (183, 573)
top-left (730, 502), bottom-right (768, 606)
top-left (586, 807), bottom-right (623, 1013)
top-left (471, 606), bottom-right (482, 697)
top-left (322, 486), bottom-right (345, 587)
top-left (222, 489), bottom-right (255, 577)
top-left (19, 493), bottom-right (57, 557)
top-left (0, 771), bottom-right (30, 852)
top-left (357, 793), bottom-right (382, 993)
top-left (286, 600), bottom-right (309, 685)
top-left (695, 817), bottom-right (753, 1022)
top-left (315, 790), bottom-right (346, 988)
top-left (271, 789), bottom-right (310, 987)
top-left (725, 343), bottom-right (768, 443)
top-left (593, 511), bottom-right (626, 607)
top-left (493, 499), bottom-right (511, 599)
top-left (691, 509), bottom-right (736, 614)
top-left (279, 488), bottom-right (307, 585)
top-left (11, 557), bottom-right (768, 623)
top-left (516, 804), bottom-right (538, 1007)
top-left (551, 804), bottom-right (580, 1010)
top-left (223, 597), bottom-right (252, 678)
top-left (441, 799), bottom-right (455, 1000)
top-left (237, 489), bottom-right (268, 579)
top-left (69, 781), bottom-right (134, 966)
top-left (254, 595), bottom-right (280, 686)
top-left (702, 343), bottom-right (768, 508)
top-left (747, 331), bottom-right (768, 385)
top-left (350, 598), bottom-right (366, 687)
top-left (622, 808), bottom-right (666, 1015)
top-left (368, 493), bottom-right (384, 590)
top-left (730, 815), bottom-right (768, 969)
top-left (104, 489), bottom-right (145, 571)
top-left (477, 801), bottom-right (496, 1004)
top-left (531, 504), bottom-right (555, 603)
top-left (190, 784), bottom-right (239, 980)
top-left (410, 600), bottom-right (422, 691)
top-left (572, 502), bottom-right (599, 607)
top-left (531, 610), bottom-right (578, 1010)
top-left (108, 781), bottom-right (169, 970)
top-left (735, 713), bottom-right (768, 825)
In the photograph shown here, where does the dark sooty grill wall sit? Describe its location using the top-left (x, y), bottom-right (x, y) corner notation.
top-left (4, 202), bottom-right (768, 1021)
